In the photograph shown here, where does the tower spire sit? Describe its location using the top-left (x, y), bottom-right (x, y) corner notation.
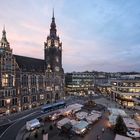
top-left (52, 8), bottom-right (54, 19)
top-left (50, 9), bottom-right (56, 37)
top-left (0, 25), bottom-right (10, 49)
top-left (2, 25), bottom-right (6, 39)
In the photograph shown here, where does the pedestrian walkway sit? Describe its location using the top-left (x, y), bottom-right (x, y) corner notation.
top-left (83, 112), bottom-right (115, 140)
top-left (94, 97), bottom-right (120, 108)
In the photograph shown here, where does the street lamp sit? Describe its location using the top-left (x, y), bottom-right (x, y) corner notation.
top-left (6, 98), bottom-right (11, 114)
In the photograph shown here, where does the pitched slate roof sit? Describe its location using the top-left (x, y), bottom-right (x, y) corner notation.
top-left (14, 55), bottom-right (46, 72)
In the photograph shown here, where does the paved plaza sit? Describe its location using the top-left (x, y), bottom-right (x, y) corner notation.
top-left (1, 95), bottom-right (140, 140)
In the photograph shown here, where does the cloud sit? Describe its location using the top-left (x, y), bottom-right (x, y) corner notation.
top-left (0, 0), bottom-right (140, 72)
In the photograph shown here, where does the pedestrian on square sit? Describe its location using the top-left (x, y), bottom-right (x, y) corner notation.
top-left (102, 127), bottom-right (105, 133)
top-left (97, 135), bottom-right (100, 140)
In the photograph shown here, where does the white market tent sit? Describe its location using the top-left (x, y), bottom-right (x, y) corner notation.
top-left (108, 108), bottom-right (128, 125)
top-left (86, 114), bottom-right (100, 124)
top-left (114, 134), bottom-right (132, 140)
top-left (91, 110), bottom-right (101, 115)
top-left (60, 103), bottom-right (83, 115)
top-left (123, 118), bottom-right (140, 130)
top-left (67, 103), bottom-right (83, 113)
top-left (57, 118), bottom-right (71, 129)
top-left (76, 111), bottom-right (88, 120)
top-left (108, 108), bottom-right (128, 117)
top-left (72, 121), bottom-right (89, 134)
top-left (70, 119), bottom-right (79, 126)
top-left (60, 108), bottom-right (72, 115)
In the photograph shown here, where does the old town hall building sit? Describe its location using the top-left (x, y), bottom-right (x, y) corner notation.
top-left (0, 13), bottom-right (64, 114)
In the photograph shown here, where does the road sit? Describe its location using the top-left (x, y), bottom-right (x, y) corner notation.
top-left (0, 111), bottom-right (42, 140)
top-left (0, 95), bottom-right (102, 140)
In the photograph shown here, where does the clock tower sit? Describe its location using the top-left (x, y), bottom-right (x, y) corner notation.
top-left (44, 11), bottom-right (64, 101)
top-left (44, 11), bottom-right (63, 73)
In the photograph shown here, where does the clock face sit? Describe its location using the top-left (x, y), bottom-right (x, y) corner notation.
top-left (48, 40), bottom-right (51, 47)
top-left (55, 40), bottom-right (58, 47)
top-left (55, 66), bottom-right (59, 72)
top-left (0, 49), bottom-right (4, 54)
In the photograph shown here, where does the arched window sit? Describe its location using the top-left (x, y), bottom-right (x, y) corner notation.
top-left (22, 75), bottom-right (28, 87)
top-left (31, 75), bottom-right (36, 86)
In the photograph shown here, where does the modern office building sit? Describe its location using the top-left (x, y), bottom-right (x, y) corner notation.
top-left (94, 72), bottom-right (111, 94)
top-left (65, 72), bottom-right (94, 95)
top-left (111, 75), bottom-right (140, 107)
top-left (0, 12), bottom-right (64, 114)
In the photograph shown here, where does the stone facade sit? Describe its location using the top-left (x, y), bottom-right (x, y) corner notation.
top-left (0, 14), bottom-right (64, 114)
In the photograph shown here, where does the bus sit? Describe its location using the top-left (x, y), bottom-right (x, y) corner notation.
top-left (41, 101), bottom-right (66, 113)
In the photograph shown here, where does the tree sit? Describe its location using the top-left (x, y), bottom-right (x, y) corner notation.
top-left (34, 131), bottom-right (38, 138)
top-left (49, 124), bottom-right (53, 130)
top-left (42, 129), bottom-right (45, 134)
top-left (114, 115), bottom-right (127, 135)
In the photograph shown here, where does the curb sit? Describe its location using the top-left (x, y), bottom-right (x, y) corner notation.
top-left (16, 126), bottom-right (26, 140)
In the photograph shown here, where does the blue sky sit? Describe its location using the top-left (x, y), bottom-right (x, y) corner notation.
top-left (0, 0), bottom-right (140, 72)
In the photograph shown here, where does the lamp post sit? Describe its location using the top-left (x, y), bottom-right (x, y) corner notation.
top-left (6, 98), bottom-right (11, 114)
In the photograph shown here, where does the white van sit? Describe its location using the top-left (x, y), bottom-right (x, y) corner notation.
top-left (26, 119), bottom-right (41, 131)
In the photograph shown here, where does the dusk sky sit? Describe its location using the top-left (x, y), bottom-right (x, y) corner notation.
top-left (0, 0), bottom-right (140, 72)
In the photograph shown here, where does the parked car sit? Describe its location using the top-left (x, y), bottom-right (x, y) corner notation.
top-left (127, 130), bottom-right (140, 138)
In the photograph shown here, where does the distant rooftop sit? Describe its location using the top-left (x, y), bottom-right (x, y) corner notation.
top-left (119, 75), bottom-right (140, 80)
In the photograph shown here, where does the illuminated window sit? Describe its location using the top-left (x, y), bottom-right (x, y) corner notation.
top-left (47, 39), bottom-right (51, 46)
top-left (2, 74), bottom-right (8, 87)
top-left (55, 86), bottom-right (59, 91)
top-left (135, 89), bottom-right (140, 93)
top-left (136, 83), bottom-right (140, 87)
top-left (129, 88), bottom-right (136, 93)
top-left (46, 86), bottom-right (52, 91)
top-left (40, 94), bottom-right (44, 100)
top-left (55, 40), bottom-right (58, 47)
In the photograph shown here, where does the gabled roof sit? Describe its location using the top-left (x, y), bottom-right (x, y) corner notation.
top-left (14, 55), bottom-right (46, 72)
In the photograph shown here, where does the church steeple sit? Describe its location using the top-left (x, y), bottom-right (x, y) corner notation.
top-left (52, 8), bottom-right (54, 19)
top-left (50, 9), bottom-right (57, 37)
top-left (0, 26), bottom-right (10, 49)
top-left (2, 26), bottom-right (7, 41)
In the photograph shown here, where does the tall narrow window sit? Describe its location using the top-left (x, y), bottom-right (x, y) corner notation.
top-left (2, 74), bottom-right (8, 87)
